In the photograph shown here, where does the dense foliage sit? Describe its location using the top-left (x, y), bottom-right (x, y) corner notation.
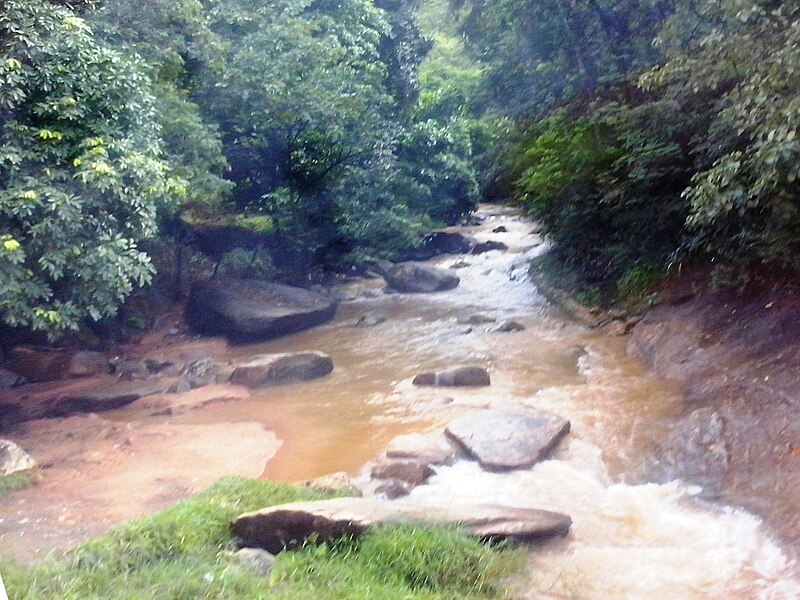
top-left (0, 0), bottom-right (181, 334)
top-left (468, 0), bottom-right (800, 301)
top-left (0, 0), bottom-right (483, 335)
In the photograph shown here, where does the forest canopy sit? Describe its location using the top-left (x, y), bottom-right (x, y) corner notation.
top-left (2, 0), bottom-right (798, 334)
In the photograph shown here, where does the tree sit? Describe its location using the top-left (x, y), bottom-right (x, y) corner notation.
top-left (0, 0), bottom-right (180, 334)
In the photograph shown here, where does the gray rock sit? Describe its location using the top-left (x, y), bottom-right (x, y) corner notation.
top-left (232, 498), bottom-right (572, 553)
top-left (403, 232), bottom-right (476, 261)
top-left (0, 439), bottom-right (37, 477)
top-left (385, 432), bottom-right (460, 466)
top-left (375, 479), bottom-right (412, 499)
top-left (233, 548), bottom-right (276, 577)
top-left (445, 408), bottom-right (570, 471)
top-left (186, 279), bottom-right (337, 343)
top-left (370, 461), bottom-right (435, 486)
top-left (471, 241), bottom-right (508, 255)
top-left (231, 352), bottom-right (333, 387)
top-left (384, 263), bottom-right (460, 294)
top-left (492, 226), bottom-right (508, 233)
top-left (178, 358), bottom-right (218, 390)
top-left (412, 366), bottom-right (490, 387)
top-left (496, 320), bottom-right (525, 333)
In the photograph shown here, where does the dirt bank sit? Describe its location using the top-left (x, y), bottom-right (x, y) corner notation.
top-left (628, 277), bottom-right (800, 555)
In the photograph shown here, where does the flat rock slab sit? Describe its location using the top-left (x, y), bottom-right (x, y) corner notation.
top-left (384, 263), bottom-right (460, 294)
top-left (232, 498), bottom-right (572, 553)
top-left (231, 352), bottom-right (333, 387)
top-left (413, 366), bottom-right (490, 387)
top-left (186, 279), bottom-right (337, 343)
top-left (445, 409), bottom-right (570, 471)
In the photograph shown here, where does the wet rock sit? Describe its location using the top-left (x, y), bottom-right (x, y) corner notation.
top-left (496, 320), bottom-right (525, 333)
top-left (492, 226), bottom-right (508, 233)
top-left (114, 359), bottom-right (151, 381)
top-left (0, 439), bottom-right (37, 477)
top-left (231, 352), bottom-right (333, 387)
top-left (54, 380), bottom-right (164, 415)
top-left (186, 279), bottom-right (337, 343)
top-left (471, 241), bottom-right (508, 255)
top-left (375, 479), bottom-right (412, 499)
top-left (370, 461), bottom-right (435, 486)
top-left (0, 368), bottom-right (25, 389)
top-left (445, 408), bottom-right (570, 471)
top-left (402, 232), bottom-right (476, 261)
top-left (456, 314), bottom-right (496, 325)
top-left (6, 347), bottom-right (111, 382)
top-left (301, 472), bottom-right (362, 497)
top-left (173, 358), bottom-right (218, 393)
top-left (144, 359), bottom-right (178, 375)
top-left (462, 214), bottom-right (484, 226)
top-left (232, 498), bottom-right (572, 553)
top-left (354, 314), bottom-right (387, 328)
top-left (413, 366), bottom-right (490, 387)
top-left (385, 432), bottom-right (460, 466)
top-left (449, 260), bottom-right (471, 269)
top-left (660, 407), bottom-right (729, 498)
top-left (384, 263), bottom-right (460, 293)
top-left (232, 548), bottom-right (276, 577)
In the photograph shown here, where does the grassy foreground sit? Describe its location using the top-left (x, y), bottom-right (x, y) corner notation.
top-left (1, 477), bottom-right (523, 599)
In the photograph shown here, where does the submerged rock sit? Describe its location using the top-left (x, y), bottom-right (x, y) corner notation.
top-left (232, 498), bottom-right (572, 553)
top-left (354, 313), bottom-right (387, 328)
top-left (496, 320), bottom-right (525, 333)
top-left (0, 368), bottom-right (25, 389)
top-left (0, 439), bottom-right (37, 477)
top-left (384, 263), bottom-right (460, 293)
top-left (374, 479), bottom-right (412, 499)
top-left (412, 366), bottom-right (490, 387)
top-left (370, 461), bottom-right (435, 486)
top-left (231, 352), bottom-right (333, 387)
top-left (186, 279), bottom-right (337, 343)
top-left (471, 241), bottom-right (508, 255)
top-left (445, 408), bottom-right (570, 471)
top-left (492, 226), bottom-right (508, 233)
top-left (456, 314), bottom-right (497, 325)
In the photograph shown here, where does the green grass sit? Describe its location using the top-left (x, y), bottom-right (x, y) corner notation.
top-left (0, 471), bottom-right (36, 498)
top-left (1, 477), bottom-right (523, 599)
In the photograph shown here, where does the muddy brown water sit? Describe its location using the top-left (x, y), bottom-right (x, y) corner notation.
top-left (2, 205), bottom-right (799, 598)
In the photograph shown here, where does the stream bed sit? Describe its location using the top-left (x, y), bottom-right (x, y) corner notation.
top-left (3, 205), bottom-right (799, 598)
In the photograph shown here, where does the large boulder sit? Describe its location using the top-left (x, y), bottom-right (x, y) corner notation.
top-left (384, 263), bottom-right (460, 294)
top-left (445, 409), bottom-right (570, 471)
top-left (5, 347), bottom-right (111, 383)
top-left (232, 498), bottom-right (572, 553)
top-left (0, 439), bottom-right (37, 477)
top-left (402, 232), bottom-right (477, 261)
top-left (412, 366), bottom-right (490, 387)
top-left (186, 279), bottom-right (337, 343)
top-left (231, 352), bottom-right (333, 387)
top-left (370, 461), bottom-right (435, 486)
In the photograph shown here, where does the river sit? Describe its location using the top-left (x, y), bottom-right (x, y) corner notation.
top-left (5, 204), bottom-right (800, 598)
